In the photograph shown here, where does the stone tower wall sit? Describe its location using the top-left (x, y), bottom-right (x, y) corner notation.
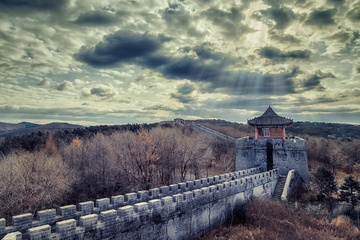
top-left (236, 137), bottom-right (309, 182)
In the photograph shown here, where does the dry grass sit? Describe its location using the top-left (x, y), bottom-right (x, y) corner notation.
top-left (198, 198), bottom-right (360, 240)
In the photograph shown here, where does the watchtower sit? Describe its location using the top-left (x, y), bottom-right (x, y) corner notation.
top-left (236, 106), bottom-right (309, 182)
top-left (248, 106), bottom-right (293, 139)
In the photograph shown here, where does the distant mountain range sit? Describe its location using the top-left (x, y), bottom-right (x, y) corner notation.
top-left (0, 122), bottom-right (83, 138)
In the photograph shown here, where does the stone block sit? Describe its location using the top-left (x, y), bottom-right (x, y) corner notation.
top-left (149, 188), bottom-right (160, 199)
top-left (0, 218), bottom-right (5, 233)
top-left (12, 213), bottom-right (32, 232)
top-left (96, 198), bottom-right (110, 212)
top-left (56, 219), bottom-right (76, 239)
top-left (37, 209), bottom-right (56, 224)
top-left (125, 193), bottom-right (137, 205)
top-left (80, 214), bottom-right (98, 232)
top-left (111, 195), bottom-right (124, 209)
top-left (117, 206), bottom-right (133, 222)
top-left (59, 205), bottom-right (76, 219)
top-left (79, 201), bottom-right (94, 216)
top-left (137, 190), bottom-right (149, 202)
top-left (28, 224), bottom-right (51, 240)
top-left (159, 186), bottom-right (169, 196)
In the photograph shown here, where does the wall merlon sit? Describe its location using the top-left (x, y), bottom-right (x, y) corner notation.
top-left (124, 193), bottom-right (137, 205)
top-left (0, 218), bottom-right (6, 233)
top-left (117, 206), bottom-right (133, 222)
top-left (79, 214), bottom-right (98, 232)
top-left (96, 198), bottom-right (110, 212)
top-left (28, 224), bottom-right (51, 240)
top-left (37, 209), bottom-right (56, 224)
top-left (12, 213), bottom-right (32, 232)
top-left (169, 184), bottom-right (180, 194)
top-left (137, 190), bottom-right (149, 202)
top-left (111, 195), bottom-right (124, 209)
top-left (56, 219), bottom-right (76, 239)
top-left (149, 188), bottom-right (160, 199)
top-left (79, 201), bottom-right (94, 216)
top-left (59, 205), bottom-right (76, 220)
top-left (159, 186), bottom-right (170, 196)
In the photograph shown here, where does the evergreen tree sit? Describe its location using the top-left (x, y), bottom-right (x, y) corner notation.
top-left (339, 175), bottom-right (360, 209)
top-left (313, 166), bottom-right (337, 200)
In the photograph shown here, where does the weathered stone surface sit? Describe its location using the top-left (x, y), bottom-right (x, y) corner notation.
top-left (1, 167), bottom-right (277, 240)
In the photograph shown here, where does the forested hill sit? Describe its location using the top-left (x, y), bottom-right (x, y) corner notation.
top-left (0, 122), bottom-right (40, 133)
top-left (192, 119), bottom-right (360, 140)
top-left (286, 121), bottom-right (360, 140)
top-left (0, 122), bottom-right (81, 137)
top-left (0, 122), bottom-right (158, 155)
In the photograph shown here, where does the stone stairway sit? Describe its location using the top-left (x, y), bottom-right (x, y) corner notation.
top-left (273, 175), bottom-right (287, 200)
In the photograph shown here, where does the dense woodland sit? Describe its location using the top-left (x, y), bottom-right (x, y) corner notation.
top-left (0, 124), bottom-right (235, 224)
top-left (1, 119), bottom-right (360, 237)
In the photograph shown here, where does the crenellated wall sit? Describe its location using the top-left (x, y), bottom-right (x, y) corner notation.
top-left (0, 167), bottom-right (279, 240)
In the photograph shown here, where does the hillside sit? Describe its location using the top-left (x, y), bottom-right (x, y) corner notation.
top-left (0, 122), bottom-right (40, 133)
top-left (192, 119), bottom-right (360, 140)
top-left (0, 122), bottom-right (83, 138)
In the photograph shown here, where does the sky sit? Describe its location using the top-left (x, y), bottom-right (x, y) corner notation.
top-left (0, 0), bottom-right (360, 126)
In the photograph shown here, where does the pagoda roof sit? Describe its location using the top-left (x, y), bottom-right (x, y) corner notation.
top-left (248, 106), bottom-right (293, 126)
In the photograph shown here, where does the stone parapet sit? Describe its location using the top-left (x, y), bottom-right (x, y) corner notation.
top-left (1, 167), bottom-right (276, 240)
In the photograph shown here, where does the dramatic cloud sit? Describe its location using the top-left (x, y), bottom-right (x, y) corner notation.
top-left (305, 9), bottom-right (337, 27)
top-left (325, 30), bottom-right (352, 43)
top-left (252, 7), bottom-right (296, 30)
top-left (268, 32), bottom-right (301, 44)
top-left (346, 3), bottom-right (360, 22)
top-left (356, 66), bottom-right (360, 74)
top-left (303, 70), bottom-right (336, 91)
top-left (258, 47), bottom-right (311, 63)
top-left (1, 0), bottom-right (360, 125)
top-left (170, 83), bottom-right (196, 103)
top-left (75, 30), bottom-right (171, 68)
top-left (202, 6), bottom-right (252, 39)
top-left (73, 10), bottom-right (118, 26)
top-left (0, 0), bottom-right (68, 13)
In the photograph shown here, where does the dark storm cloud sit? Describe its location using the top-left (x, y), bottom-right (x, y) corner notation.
top-left (143, 104), bottom-right (174, 112)
top-left (0, 0), bottom-right (68, 13)
top-left (258, 47), bottom-right (311, 63)
top-left (73, 10), bottom-right (118, 26)
top-left (161, 7), bottom-right (190, 29)
top-left (202, 7), bottom-right (252, 39)
top-left (305, 9), bottom-right (336, 27)
top-left (303, 70), bottom-right (335, 91)
top-left (268, 31), bottom-right (301, 44)
top-left (326, 31), bottom-right (351, 43)
top-left (90, 86), bottom-right (116, 98)
top-left (170, 83), bottom-right (196, 103)
top-left (74, 30), bottom-right (172, 68)
top-left (346, 3), bottom-right (360, 22)
top-left (327, 0), bottom-right (345, 5)
top-left (252, 7), bottom-right (296, 30)
top-left (193, 43), bottom-right (223, 61)
top-left (356, 66), bottom-right (360, 74)
top-left (76, 31), bottom-right (299, 96)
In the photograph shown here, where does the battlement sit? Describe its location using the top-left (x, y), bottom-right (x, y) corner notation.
top-left (1, 167), bottom-right (278, 240)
